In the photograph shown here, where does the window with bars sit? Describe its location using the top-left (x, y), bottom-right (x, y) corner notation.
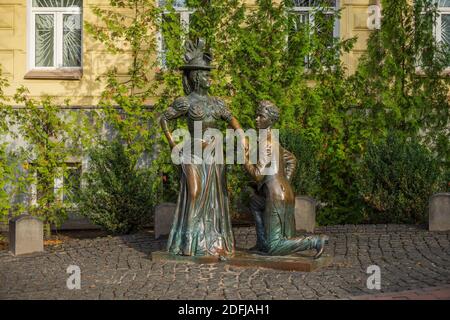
top-left (436, 0), bottom-right (450, 57)
top-left (29, 0), bottom-right (82, 69)
top-left (289, 1), bottom-right (339, 36)
top-left (288, 0), bottom-right (339, 67)
top-left (157, 0), bottom-right (193, 68)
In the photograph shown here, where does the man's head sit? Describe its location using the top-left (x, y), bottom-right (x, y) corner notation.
top-left (256, 100), bottom-right (280, 129)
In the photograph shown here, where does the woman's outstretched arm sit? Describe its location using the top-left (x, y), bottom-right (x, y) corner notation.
top-left (228, 116), bottom-right (249, 154)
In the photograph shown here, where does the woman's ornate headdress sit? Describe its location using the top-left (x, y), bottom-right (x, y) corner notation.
top-left (180, 38), bottom-right (214, 70)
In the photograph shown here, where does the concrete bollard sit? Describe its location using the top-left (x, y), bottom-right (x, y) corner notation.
top-left (9, 214), bottom-right (44, 255)
top-left (429, 193), bottom-right (450, 232)
top-left (154, 203), bottom-right (176, 239)
top-left (295, 196), bottom-right (317, 233)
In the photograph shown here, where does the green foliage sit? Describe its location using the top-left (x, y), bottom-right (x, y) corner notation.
top-left (352, 0), bottom-right (450, 165)
top-left (0, 145), bottom-right (10, 219)
top-left (213, 0), bottom-right (361, 222)
top-left (356, 134), bottom-right (443, 225)
top-left (0, 0), bottom-right (445, 228)
top-left (84, 0), bottom-right (161, 151)
top-left (85, 0), bottom-right (165, 169)
top-left (0, 66), bottom-right (11, 220)
top-left (83, 0), bottom-right (449, 226)
top-left (341, 0), bottom-right (450, 224)
top-left (76, 139), bottom-right (153, 234)
top-left (11, 89), bottom-right (84, 235)
top-left (0, 68), bottom-right (31, 223)
top-left (143, 0), bottom-right (449, 224)
top-left (279, 128), bottom-right (320, 197)
top-left (0, 145), bottom-right (26, 222)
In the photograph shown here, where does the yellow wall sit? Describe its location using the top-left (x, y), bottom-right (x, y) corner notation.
top-left (0, 0), bottom-right (375, 107)
top-left (341, 0), bottom-right (378, 74)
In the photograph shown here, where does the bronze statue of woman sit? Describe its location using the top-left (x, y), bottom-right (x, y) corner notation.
top-left (160, 39), bottom-right (243, 257)
top-left (244, 101), bottom-right (328, 258)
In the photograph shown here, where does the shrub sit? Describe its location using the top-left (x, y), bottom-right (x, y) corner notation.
top-left (49, 0), bottom-right (450, 227)
top-left (0, 68), bottom-right (24, 223)
top-left (356, 134), bottom-right (443, 224)
top-left (0, 69), bottom-right (10, 220)
top-left (279, 128), bottom-right (320, 198)
top-left (10, 90), bottom-right (86, 235)
top-left (76, 139), bottom-right (154, 234)
top-left (0, 144), bottom-right (11, 220)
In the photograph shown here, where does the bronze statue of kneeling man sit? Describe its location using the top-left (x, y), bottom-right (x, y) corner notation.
top-left (244, 101), bottom-right (328, 259)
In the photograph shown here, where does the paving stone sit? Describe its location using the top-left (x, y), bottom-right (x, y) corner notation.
top-left (0, 225), bottom-right (449, 299)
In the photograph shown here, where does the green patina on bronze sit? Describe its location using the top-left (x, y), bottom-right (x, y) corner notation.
top-left (160, 39), bottom-right (243, 257)
top-left (160, 38), bottom-right (328, 259)
top-left (244, 101), bottom-right (328, 258)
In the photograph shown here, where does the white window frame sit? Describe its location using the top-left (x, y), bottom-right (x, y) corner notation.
top-left (156, 1), bottom-right (193, 68)
top-left (27, 0), bottom-right (83, 71)
top-left (436, 4), bottom-right (450, 44)
top-left (288, 1), bottom-right (340, 67)
top-left (418, 1), bottom-right (450, 73)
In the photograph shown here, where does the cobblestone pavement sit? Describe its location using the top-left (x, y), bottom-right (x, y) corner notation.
top-left (0, 225), bottom-right (449, 300)
top-left (351, 284), bottom-right (450, 300)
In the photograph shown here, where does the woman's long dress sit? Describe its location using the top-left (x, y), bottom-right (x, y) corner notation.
top-left (162, 95), bottom-right (235, 257)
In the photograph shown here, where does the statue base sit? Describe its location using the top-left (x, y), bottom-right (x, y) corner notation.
top-left (151, 250), bottom-right (333, 272)
top-left (227, 250), bottom-right (333, 272)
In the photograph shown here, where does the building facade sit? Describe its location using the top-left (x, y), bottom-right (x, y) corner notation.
top-left (1, 0), bottom-right (449, 229)
top-left (2, 0), bottom-right (450, 105)
top-left (0, 0), bottom-right (395, 106)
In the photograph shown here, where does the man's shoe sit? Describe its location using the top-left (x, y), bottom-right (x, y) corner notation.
top-left (313, 235), bottom-right (329, 259)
